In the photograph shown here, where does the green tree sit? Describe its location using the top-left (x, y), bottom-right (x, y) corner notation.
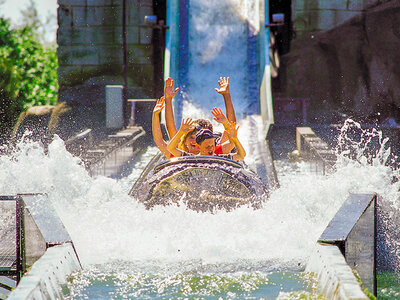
top-left (0, 17), bottom-right (58, 139)
top-left (20, 0), bottom-right (57, 45)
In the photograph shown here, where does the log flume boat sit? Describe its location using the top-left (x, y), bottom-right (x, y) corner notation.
top-left (129, 154), bottom-right (268, 212)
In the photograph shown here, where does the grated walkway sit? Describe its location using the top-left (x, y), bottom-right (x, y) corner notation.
top-left (0, 248), bottom-right (15, 271)
top-left (0, 203), bottom-right (16, 271)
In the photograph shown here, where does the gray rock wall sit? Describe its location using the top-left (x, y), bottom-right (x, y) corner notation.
top-left (279, 0), bottom-right (400, 123)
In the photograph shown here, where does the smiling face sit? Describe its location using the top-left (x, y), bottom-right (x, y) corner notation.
top-left (184, 131), bottom-right (200, 154)
top-left (198, 138), bottom-right (215, 156)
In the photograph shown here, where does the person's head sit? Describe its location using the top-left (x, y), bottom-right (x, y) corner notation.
top-left (179, 124), bottom-right (200, 154)
top-left (195, 119), bottom-right (213, 132)
top-left (195, 129), bottom-right (218, 155)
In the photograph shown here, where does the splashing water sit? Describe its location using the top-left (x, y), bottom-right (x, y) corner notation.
top-left (1, 117), bottom-right (400, 297)
top-left (335, 119), bottom-right (400, 272)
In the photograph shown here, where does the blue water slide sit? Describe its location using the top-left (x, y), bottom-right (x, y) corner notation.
top-left (164, 0), bottom-right (274, 126)
top-left (164, 0), bottom-right (189, 125)
top-left (259, 1), bottom-right (275, 126)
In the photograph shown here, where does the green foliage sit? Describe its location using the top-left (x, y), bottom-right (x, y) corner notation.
top-left (0, 17), bottom-right (58, 135)
top-left (377, 272), bottom-right (400, 299)
top-left (352, 269), bottom-right (376, 300)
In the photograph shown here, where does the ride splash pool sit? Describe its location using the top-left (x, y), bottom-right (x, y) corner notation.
top-left (64, 261), bottom-right (320, 299)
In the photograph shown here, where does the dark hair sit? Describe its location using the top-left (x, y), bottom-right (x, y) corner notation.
top-left (194, 119), bottom-right (213, 132)
top-left (195, 129), bottom-right (218, 145)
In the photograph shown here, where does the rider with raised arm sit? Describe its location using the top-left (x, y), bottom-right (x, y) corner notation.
top-left (152, 97), bottom-right (172, 158)
top-left (215, 76), bottom-right (236, 123)
top-left (152, 97), bottom-right (202, 157)
top-left (163, 77), bottom-right (180, 139)
top-left (167, 118), bottom-right (196, 157)
top-left (167, 116), bottom-right (246, 161)
top-left (211, 107), bottom-right (235, 154)
top-left (194, 121), bottom-right (245, 161)
top-left (163, 76), bottom-right (237, 142)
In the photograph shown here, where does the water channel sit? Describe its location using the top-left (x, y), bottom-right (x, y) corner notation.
top-left (2, 0), bottom-right (400, 297)
top-left (1, 117), bottom-right (399, 298)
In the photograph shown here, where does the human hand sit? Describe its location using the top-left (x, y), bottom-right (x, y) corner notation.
top-left (153, 97), bottom-right (165, 115)
top-left (179, 118), bottom-right (194, 133)
top-left (226, 121), bottom-right (239, 139)
top-left (215, 77), bottom-right (230, 95)
top-left (211, 107), bottom-right (228, 124)
top-left (164, 77), bottom-right (179, 99)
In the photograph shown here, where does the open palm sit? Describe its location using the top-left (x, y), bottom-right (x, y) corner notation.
top-left (164, 77), bottom-right (179, 98)
top-left (180, 118), bottom-right (194, 133)
top-left (215, 77), bottom-right (230, 94)
top-left (211, 107), bottom-right (228, 124)
top-left (153, 97), bottom-right (165, 114)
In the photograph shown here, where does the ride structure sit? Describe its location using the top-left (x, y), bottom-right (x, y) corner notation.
top-left (130, 155), bottom-right (268, 212)
top-left (0, 0), bottom-right (380, 298)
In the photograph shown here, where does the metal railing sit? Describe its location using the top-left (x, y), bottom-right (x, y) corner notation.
top-left (64, 125), bottom-right (146, 177)
top-left (296, 127), bottom-right (336, 175)
top-left (0, 196), bottom-right (25, 286)
top-left (65, 128), bottom-right (93, 157)
top-left (82, 127), bottom-right (146, 176)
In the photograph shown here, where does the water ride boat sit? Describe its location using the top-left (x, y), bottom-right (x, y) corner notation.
top-left (129, 154), bottom-right (268, 212)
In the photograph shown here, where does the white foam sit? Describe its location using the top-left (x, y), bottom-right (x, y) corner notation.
top-left (1, 120), bottom-right (398, 270)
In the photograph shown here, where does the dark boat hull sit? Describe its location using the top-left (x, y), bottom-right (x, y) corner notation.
top-left (129, 155), bottom-right (268, 212)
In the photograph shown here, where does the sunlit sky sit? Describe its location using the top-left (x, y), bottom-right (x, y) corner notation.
top-left (0, 0), bottom-right (58, 42)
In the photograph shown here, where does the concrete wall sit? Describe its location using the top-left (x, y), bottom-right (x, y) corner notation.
top-left (292, 0), bottom-right (377, 36)
top-left (57, 0), bottom-right (154, 106)
top-left (306, 244), bottom-right (368, 299)
top-left (7, 243), bottom-right (82, 300)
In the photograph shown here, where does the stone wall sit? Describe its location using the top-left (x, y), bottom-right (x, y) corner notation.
top-left (57, 0), bottom-right (154, 108)
top-left (292, 0), bottom-right (376, 36)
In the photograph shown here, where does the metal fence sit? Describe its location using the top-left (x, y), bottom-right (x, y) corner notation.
top-left (0, 196), bottom-right (25, 286)
top-left (296, 127), bottom-right (336, 175)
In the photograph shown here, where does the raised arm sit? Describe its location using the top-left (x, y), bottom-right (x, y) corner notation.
top-left (215, 77), bottom-right (236, 123)
top-left (226, 122), bottom-right (246, 161)
top-left (211, 107), bottom-right (234, 153)
top-left (152, 97), bottom-right (171, 158)
top-left (164, 77), bottom-right (180, 139)
top-left (167, 118), bottom-right (194, 157)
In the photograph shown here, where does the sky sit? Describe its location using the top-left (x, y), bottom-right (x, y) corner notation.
top-left (0, 0), bottom-right (58, 42)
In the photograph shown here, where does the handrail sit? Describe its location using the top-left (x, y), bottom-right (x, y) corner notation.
top-left (296, 127), bottom-right (336, 174)
top-left (65, 128), bottom-right (93, 156)
top-left (83, 129), bottom-right (146, 169)
top-left (0, 196), bottom-right (25, 284)
top-left (127, 99), bottom-right (157, 125)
